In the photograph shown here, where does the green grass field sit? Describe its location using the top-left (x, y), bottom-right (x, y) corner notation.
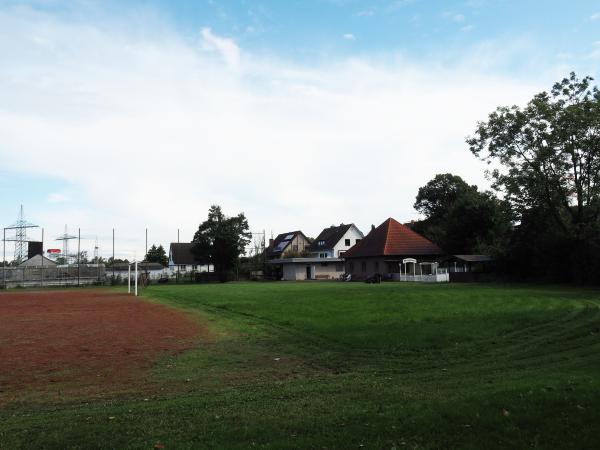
top-left (2, 282), bottom-right (600, 449)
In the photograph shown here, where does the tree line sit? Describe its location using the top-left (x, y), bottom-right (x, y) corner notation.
top-left (413, 73), bottom-right (600, 284)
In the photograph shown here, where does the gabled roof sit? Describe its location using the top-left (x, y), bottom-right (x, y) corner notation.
top-left (343, 218), bottom-right (442, 258)
top-left (308, 224), bottom-right (361, 251)
top-left (169, 243), bottom-right (210, 265)
top-left (267, 231), bottom-right (309, 257)
top-left (18, 254), bottom-right (58, 267)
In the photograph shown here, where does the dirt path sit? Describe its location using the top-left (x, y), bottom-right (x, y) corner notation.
top-left (0, 289), bottom-right (204, 404)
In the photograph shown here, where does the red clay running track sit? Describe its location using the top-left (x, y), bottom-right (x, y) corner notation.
top-left (0, 289), bottom-right (202, 403)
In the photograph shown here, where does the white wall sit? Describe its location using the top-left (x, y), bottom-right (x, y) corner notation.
top-left (332, 225), bottom-right (364, 257)
top-left (168, 264), bottom-right (213, 275)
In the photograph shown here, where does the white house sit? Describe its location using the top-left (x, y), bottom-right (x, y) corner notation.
top-left (308, 223), bottom-right (364, 258)
top-left (111, 262), bottom-right (167, 280)
top-left (269, 223), bottom-right (364, 280)
top-left (168, 243), bottom-right (213, 275)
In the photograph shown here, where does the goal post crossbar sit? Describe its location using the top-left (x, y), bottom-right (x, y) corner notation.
top-left (127, 261), bottom-right (138, 296)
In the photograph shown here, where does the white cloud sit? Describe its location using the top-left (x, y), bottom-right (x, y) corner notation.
top-left (47, 193), bottom-right (69, 203)
top-left (343, 33), bottom-right (356, 40)
top-left (590, 12), bottom-right (600, 21)
top-left (461, 24), bottom-right (474, 32)
top-left (443, 12), bottom-right (466, 23)
top-left (356, 10), bottom-right (375, 17)
top-left (200, 27), bottom-right (240, 67)
top-left (0, 6), bottom-right (546, 258)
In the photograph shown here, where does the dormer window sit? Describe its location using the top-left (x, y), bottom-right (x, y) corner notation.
top-left (318, 240), bottom-right (325, 246)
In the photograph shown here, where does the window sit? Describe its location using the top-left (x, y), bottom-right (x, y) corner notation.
top-left (192, 265), bottom-right (198, 270)
top-left (292, 245), bottom-right (298, 251)
top-left (318, 240), bottom-right (325, 246)
top-left (275, 240), bottom-right (290, 251)
top-left (356, 239), bottom-right (361, 244)
top-left (319, 253), bottom-right (327, 258)
top-left (345, 238), bottom-right (351, 246)
top-left (179, 265), bottom-right (186, 270)
top-left (361, 261), bottom-right (366, 272)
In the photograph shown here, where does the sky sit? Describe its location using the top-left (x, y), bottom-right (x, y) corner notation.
top-left (0, 0), bottom-right (599, 260)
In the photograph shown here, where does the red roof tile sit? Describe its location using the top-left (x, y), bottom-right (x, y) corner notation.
top-left (344, 218), bottom-right (442, 258)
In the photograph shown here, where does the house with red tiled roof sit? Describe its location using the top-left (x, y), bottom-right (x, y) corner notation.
top-left (344, 218), bottom-right (448, 282)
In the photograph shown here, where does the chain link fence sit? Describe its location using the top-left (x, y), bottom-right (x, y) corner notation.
top-left (1, 264), bottom-right (106, 288)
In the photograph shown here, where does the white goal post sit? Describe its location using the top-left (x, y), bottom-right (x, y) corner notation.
top-left (127, 260), bottom-right (138, 296)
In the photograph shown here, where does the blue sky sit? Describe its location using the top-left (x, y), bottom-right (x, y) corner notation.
top-left (0, 0), bottom-right (599, 259)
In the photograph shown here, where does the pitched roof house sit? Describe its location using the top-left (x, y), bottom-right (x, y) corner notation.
top-left (268, 224), bottom-right (363, 281)
top-left (266, 231), bottom-right (311, 259)
top-left (111, 262), bottom-right (167, 280)
top-left (344, 218), bottom-right (445, 281)
top-left (308, 223), bottom-right (364, 258)
top-left (18, 254), bottom-right (58, 267)
top-left (168, 243), bottom-right (213, 274)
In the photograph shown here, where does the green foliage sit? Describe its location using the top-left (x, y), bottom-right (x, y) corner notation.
top-left (282, 249), bottom-right (312, 258)
top-left (413, 173), bottom-right (511, 254)
top-left (77, 250), bottom-right (89, 264)
top-left (467, 73), bottom-right (600, 282)
top-left (106, 257), bottom-right (129, 267)
top-left (144, 244), bottom-right (168, 266)
top-left (192, 205), bottom-right (252, 282)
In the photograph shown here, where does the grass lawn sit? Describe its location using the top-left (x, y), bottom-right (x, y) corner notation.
top-left (1, 282), bottom-right (600, 449)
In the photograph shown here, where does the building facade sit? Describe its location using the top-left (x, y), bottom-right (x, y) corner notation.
top-left (168, 243), bottom-right (213, 275)
top-left (308, 223), bottom-right (364, 258)
top-left (344, 218), bottom-right (447, 282)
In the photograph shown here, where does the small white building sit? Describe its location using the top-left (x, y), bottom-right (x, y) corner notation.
top-left (110, 262), bottom-right (167, 280)
top-left (18, 254), bottom-right (58, 267)
top-left (168, 243), bottom-right (213, 275)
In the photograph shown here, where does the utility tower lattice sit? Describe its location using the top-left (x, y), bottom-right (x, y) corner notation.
top-left (94, 237), bottom-right (99, 262)
top-left (56, 225), bottom-right (77, 264)
top-left (8, 205), bottom-right (38, 263)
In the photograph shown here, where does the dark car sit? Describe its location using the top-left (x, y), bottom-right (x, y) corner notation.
top-left (364, 273), bottom-right (382, 284)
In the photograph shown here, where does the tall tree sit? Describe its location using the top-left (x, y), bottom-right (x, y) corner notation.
top-left (192, 205), bottom-right (251, 282)
top-left (413, 174), bottom-right (511, 255)
top-left (467, 73), bottom-right (600, 282)
top-left (144, 244), bottom-right (168, 266)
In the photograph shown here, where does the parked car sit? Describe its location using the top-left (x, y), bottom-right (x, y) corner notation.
top-left (364, 273), bottom-right (382, 284)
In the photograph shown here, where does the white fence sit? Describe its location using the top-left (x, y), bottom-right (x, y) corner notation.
top-left (392, 272), bottom-right (450, 283)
